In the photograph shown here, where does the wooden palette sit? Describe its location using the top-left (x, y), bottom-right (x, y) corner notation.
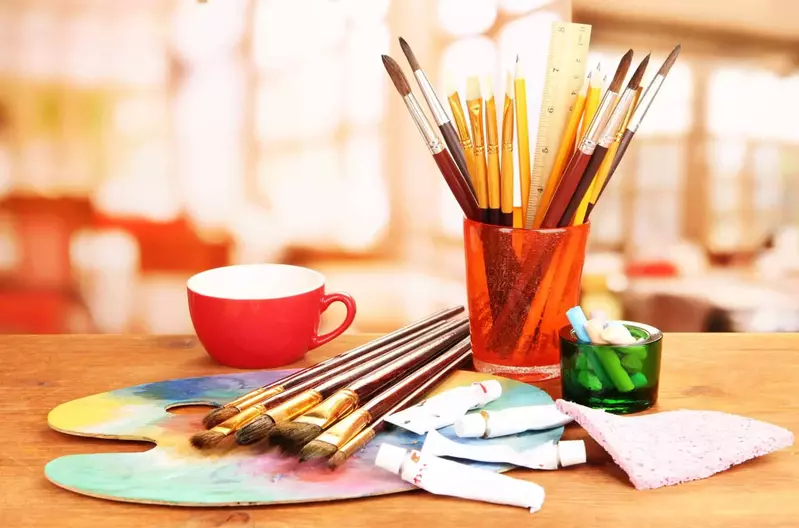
top-left (45, 369), bottom-right (563, 507)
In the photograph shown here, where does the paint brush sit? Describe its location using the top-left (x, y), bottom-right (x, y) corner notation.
top-left (235, 318), bottom-right (469, 446)
top-left (466, 75), bottom-right (490, 221)
top-left (270, 327), bottom-right (471, 454)
top-left (199, 306), bottom-right (464, 429)
top-left (399, 37), bottom-right (475, 196)
top-left (382, 55), bottom-right (481, 221)
top-left (499, 71), bottom-right (515, 227)
top-left (557, 53), bottom-right (649, 226)
top-left (483, 76), bottom-right (502, 225)
top-left (446, 74), bottom-right (478, 188)
top-left (597, 45), bottom-right (682, 204)
top-left (190, 318), bottom-right (457, 449)
top-left (538, 49), bottom-right (633, 228)
top-left (301, 337), bottom-right (473, 462)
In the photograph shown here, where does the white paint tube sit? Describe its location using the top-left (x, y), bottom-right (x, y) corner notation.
top-left (374, 443), bottom-right (546, 513)
top-left (422, 429), bottom-right (586, 470)
top-left (454, 404), bottom-right (573, 439)
top-left (384, 380), bottom-right (502, 435)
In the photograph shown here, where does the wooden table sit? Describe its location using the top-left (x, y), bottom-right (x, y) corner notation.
top-left (3, 334), bottom-right (797, 527)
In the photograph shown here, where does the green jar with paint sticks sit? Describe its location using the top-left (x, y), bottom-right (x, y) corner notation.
top-left (559, 321), bottom-right (662, 414)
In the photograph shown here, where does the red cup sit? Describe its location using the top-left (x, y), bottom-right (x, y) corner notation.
top-left (187, 264), bottom-right (356, 368)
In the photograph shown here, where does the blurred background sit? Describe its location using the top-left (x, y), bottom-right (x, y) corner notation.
top-left (0, 0), bottom-right (797, 335)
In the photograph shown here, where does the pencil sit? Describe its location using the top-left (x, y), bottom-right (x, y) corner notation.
top-left (500, 71), bottom-right (515, 227)
top-left (484, 76), bottom-right (502, 225)
top-left (514, 56), bottom-right (532, 222)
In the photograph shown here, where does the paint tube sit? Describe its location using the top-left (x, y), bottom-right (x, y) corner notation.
top-left (374, 443), bottom-right (546, 513)
top-left (384, 380), bottom-right (502, 435)
top-left (422, 429), bottom-right (586, 470)
top-left (454, 404), bottom-right (573, 438)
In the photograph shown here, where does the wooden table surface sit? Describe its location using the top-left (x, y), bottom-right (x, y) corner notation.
top-left (2, 333), bottom-right (797, 527)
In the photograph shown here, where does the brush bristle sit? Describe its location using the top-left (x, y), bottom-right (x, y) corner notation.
top-left (609, 49), bottom-right (633, 92)
top-left (658, 44), bottom-right (681, 76)
top-left (627, 54), bottom-right (650, 90)
top-left (268, 422), bottom-right (323, 453)
top-left (190, 430), bottom-right (227, 450)
top-left (202, 407), bottom-right (239, 429)
top-left (398, 37), bottom-right (421, 71)
top-left (327, 450), bottom-right (349, 469)
top-left (382, 55), bottom-right (411, 96)
top-left (299, 439), bottom-right (338, 462)
top-left (504, 71), bottom-right (514, 99)
top-left (235, 416), bottom-right (275, 445)
top-left (466, 76), bottom-right (481, 100)
top-left (482, 76), bottom-right (493, 98)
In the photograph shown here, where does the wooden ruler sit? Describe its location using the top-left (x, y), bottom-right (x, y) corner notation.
top-left (524, 22), bottom-right (591, 229)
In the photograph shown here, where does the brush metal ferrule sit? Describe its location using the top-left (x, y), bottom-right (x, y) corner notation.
top-left (229, 386), bottom-right (284, 411)
top-left (414, 70), bottom-right (449, 126)
top-left (212, 404), bottom-right (269, 435)
top-left (266, 390), bottom-right (325, 424)
top-left (579, 91), bottom-right (618, 154)
top-left (598, 89), bottom-right (636, 147)
top-left (404, 94), bottom-right (444, 154)
top-left (314, 408), bottom-right (373, 449)
top-left (448, 93), bottom-right (473, 150)
top-left (627, 74), bottom-right (665, 133)
top-left (336, 427), bottom-right (377, 463)
top-left (294, 389), bottom-right (359, 429)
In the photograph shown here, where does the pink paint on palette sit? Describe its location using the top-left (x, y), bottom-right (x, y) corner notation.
top-left (556, 399), bottom-right (794, 490)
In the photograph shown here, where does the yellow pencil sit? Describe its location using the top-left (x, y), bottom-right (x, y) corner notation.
top-left (483, 76), bottom-right (501, 225)
top-left (514, 57), bottom-right (531, 223)
top-left (500, 71), bottom-right (515, 227)
top-left (533, 72), bottom-right (590, 228)
top-left (466, 76), bottom-right (489, 215)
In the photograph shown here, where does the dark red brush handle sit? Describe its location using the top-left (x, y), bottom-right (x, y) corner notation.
top-left (314, 318), bottom-right (469, 398)
top-left (540, 150), bottom-right (591, 228)
top-left (606, 129), bottom-right (634, 184)
top-left (433, 149), bottom-right (481, 221)
top-left (347, 321), bottom-right (470, 401)
top-left (558, 145), bottom-right (609, 227)
top-left (440, 122), bottom-right (476, 198)
top-left (363, 338), bottom-right (472, 418)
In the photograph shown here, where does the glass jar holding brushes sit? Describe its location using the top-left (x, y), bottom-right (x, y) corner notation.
top-left (382, 28), bottom-right (680, 383)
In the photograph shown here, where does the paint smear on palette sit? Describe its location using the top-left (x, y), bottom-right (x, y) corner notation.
top-left (45, 370), bottom-right (562, 507)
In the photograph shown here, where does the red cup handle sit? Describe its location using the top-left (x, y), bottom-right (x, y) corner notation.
top-left (309, 292), bottom-right (357, 349)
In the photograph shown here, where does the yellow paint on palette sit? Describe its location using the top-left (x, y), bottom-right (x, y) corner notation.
top-left (47, 393), bottom-right (126, 432)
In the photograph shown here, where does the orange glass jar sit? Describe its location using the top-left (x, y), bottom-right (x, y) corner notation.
top-left (463, 218), bottom-right (590, 382)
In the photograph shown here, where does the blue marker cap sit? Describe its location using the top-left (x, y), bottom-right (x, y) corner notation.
top-left (566, 306), bottom-right (591, 343)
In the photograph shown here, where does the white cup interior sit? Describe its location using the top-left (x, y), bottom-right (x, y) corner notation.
top-left (187, 264), bottom-right (325, 300)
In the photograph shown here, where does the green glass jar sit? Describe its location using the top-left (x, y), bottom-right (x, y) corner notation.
top-left (559, 321), bottom-right (662, 414)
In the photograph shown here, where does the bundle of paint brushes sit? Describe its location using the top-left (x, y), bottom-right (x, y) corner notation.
top-left (189, 306), bottom-right (474, 468)
top-left (384, 26), bottom-right (680, 229)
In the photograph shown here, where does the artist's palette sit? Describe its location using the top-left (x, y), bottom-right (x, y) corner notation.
top-left (46, 370), bottom-right (562, 507)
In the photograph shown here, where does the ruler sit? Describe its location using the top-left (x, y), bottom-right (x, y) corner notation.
top-left (524, 22), bottom-right (591, 228)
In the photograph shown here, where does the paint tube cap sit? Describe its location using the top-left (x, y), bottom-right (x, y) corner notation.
top-left (472, 380), bottom-right (502, 405)
top-left (374, 443), bottom-right (408, 475)
top-left (557, 440), bottom-right (587, 467)
top-left (454, 413), bottom-right (487, 438)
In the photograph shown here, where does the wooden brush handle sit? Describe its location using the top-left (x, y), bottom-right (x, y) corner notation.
top-left (558, 145), bottom-right (609, 227)
top-left (441, 122), bottom-right (476, 197)
top-left (231, 306), bottom-right (463, 403)
top-left (433, 149), bottom-right (481, 221)
top-left (314, 318), bottom-right (469, 398)
top-left (605, 129), bottom-right (634, 184)
top-left (362, 337), bottom-right (473, 418)
top-left (345, 320), bottom-right (470, 401)
top-left (540, 151), bottom-right (591, 228)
